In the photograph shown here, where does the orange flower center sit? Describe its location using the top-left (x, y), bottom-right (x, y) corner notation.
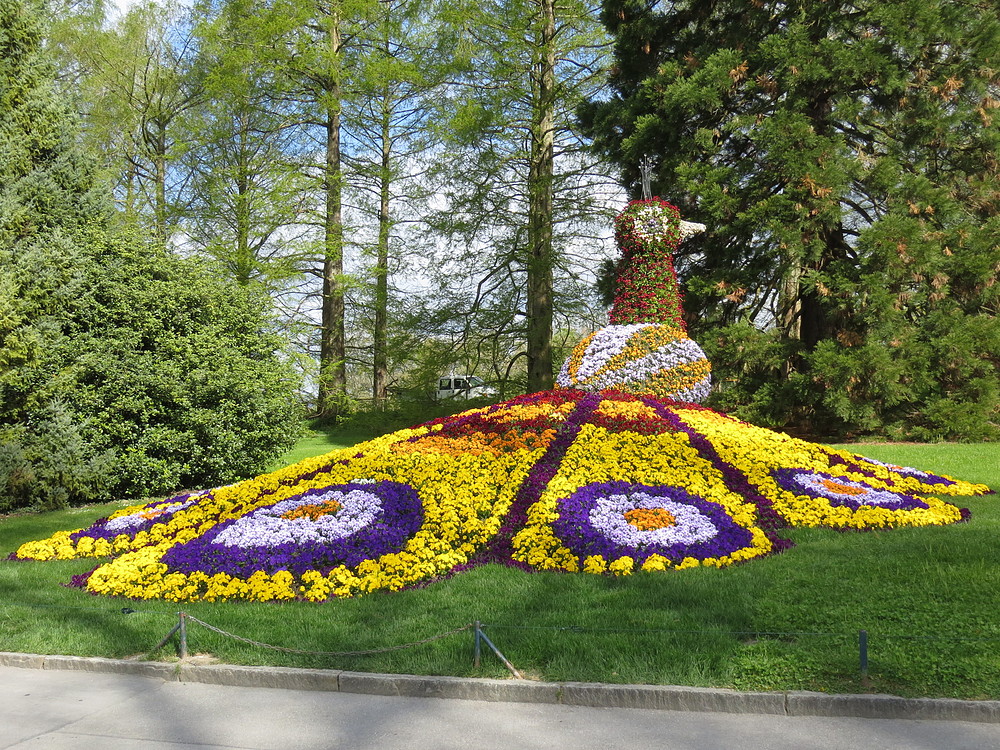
top-left (282, 499), bottom-right (342, 521)
top-left (820, 479), bottom-right (866, 496)
top-left (624, 508), bottom-right (676, 531)
top-left (138, 507), bottom-right (170, 520)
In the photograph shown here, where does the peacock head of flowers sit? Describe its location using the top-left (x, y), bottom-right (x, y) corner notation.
top-left (623, 199), bottom-right (707, 251)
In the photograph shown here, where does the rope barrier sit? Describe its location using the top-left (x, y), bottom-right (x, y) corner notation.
top-left (478, 623), bottom-right (1000, 642)
top-left (182, 614), bottom-right (474, 658)
top-left (3, 598), bottom-right (995, 646)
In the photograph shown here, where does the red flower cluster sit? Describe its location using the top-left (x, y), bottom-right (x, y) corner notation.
top-left (608, 198), bottom-right (687, 329)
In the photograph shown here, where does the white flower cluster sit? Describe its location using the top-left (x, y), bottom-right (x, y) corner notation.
top-left (589, 493), bottom-right (717, 547)
top-left (631, 204), bottom-right (706, 244)
top-left (665, 375), bottom-right (713, 404)
top-left (561, 323), bottom-right (649, 383)
top-left (214, 489), bottom-right (381, 547)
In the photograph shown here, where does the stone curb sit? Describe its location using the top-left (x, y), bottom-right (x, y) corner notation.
top-left (2, 651), bottom-right (999, 723)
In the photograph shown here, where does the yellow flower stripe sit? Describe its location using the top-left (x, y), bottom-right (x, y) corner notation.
top-left (563, 332), bottom-right (597, 381)
top-left (676, 408), bottom-right (978, 528)
top-left (594, 325), bottom-right (685, 376)
top-left (594, 400), bottom-right (661, 421)
top-left (617, 358), bottom-right (712, 400)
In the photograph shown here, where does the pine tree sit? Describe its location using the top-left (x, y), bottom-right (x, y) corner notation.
top-left (0, 0), bottom-right (107, 421)
top-left (581, 0), bottom-right (1000, 438)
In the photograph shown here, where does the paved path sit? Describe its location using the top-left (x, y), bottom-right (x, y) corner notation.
top-left (3, 665), bottom-right (1000, 750)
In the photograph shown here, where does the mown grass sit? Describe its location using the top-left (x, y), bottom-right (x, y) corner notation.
top-left (1, 438), bottom-right (999, 699)
top-left (266, 426), bottom-right (369, 468)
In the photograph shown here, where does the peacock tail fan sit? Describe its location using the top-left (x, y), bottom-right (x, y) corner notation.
top-left (9, 389), bottom-right (989, 603)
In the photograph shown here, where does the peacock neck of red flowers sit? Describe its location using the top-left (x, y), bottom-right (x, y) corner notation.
top-left (608, 197), bottom-right (687, 330)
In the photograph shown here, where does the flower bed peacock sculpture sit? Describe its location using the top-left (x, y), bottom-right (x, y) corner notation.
top-left (557, 197), bottom-right (712, 402)
top-left (11, 199), bottom-right (991, 602)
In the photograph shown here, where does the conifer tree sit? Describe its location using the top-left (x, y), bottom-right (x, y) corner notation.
top-left (582, 0), bottom-right (1000, 438)
top-left (0, 0), bottom-right (107, 248)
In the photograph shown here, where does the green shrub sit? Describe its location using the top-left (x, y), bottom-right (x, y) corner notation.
top-left (702, 312), bottom-right (1000, 441)
top-left (0, 401), bottom-right (111, 512)
top-left (1, 226), bottom-right (304, 506)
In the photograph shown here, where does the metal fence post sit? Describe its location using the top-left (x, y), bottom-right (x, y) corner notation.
top-left (474, 624), bottom-right (522, 679)
top-left (859, 629), bottom-right (868, 677)
top-left (179, 612), bottom-right (188, 660)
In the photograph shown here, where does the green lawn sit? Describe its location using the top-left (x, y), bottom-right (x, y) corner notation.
top-left (266, 426), bottom-right (369, 468)
top-left (1, 437), bottom-right (999, 700)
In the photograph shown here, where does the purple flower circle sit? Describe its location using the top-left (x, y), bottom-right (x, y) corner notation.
top-left (552, 481), bottom-right (754, 564)
top-left (772, 469), bottom-right (929, 510)
top-left (161, 481), bottom-right (423, 576)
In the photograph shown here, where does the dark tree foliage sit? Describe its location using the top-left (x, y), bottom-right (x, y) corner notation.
top-left (581, 0), bottom-right (1000, 439)
top-left (0, 0), bottom-right (302, 510)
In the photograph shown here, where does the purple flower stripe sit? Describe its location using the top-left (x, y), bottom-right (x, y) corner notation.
top-left (553, 481), bottom-right (754, 564)
top-left (161, 482), bottom-right (422, 577)
top-left (458, 390), bottom-right (601, 572)
top-left (66, 568), bottom-right (96, 589)
top-left (772, 469), bottom-right (929, 511)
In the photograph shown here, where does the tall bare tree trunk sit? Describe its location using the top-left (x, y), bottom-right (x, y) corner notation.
top-left (234, 118), bottom-right (252, 285)
top-left (318, 15), bottom-right (347, 419)
top-left (525, 0), bottom-right (556, 393)
top-left (151, 124), bottom-right (168, 244)
top-left (778, 249), bottom-right (801, 379)
top-left (373, 91), bottom-right (391, 408)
